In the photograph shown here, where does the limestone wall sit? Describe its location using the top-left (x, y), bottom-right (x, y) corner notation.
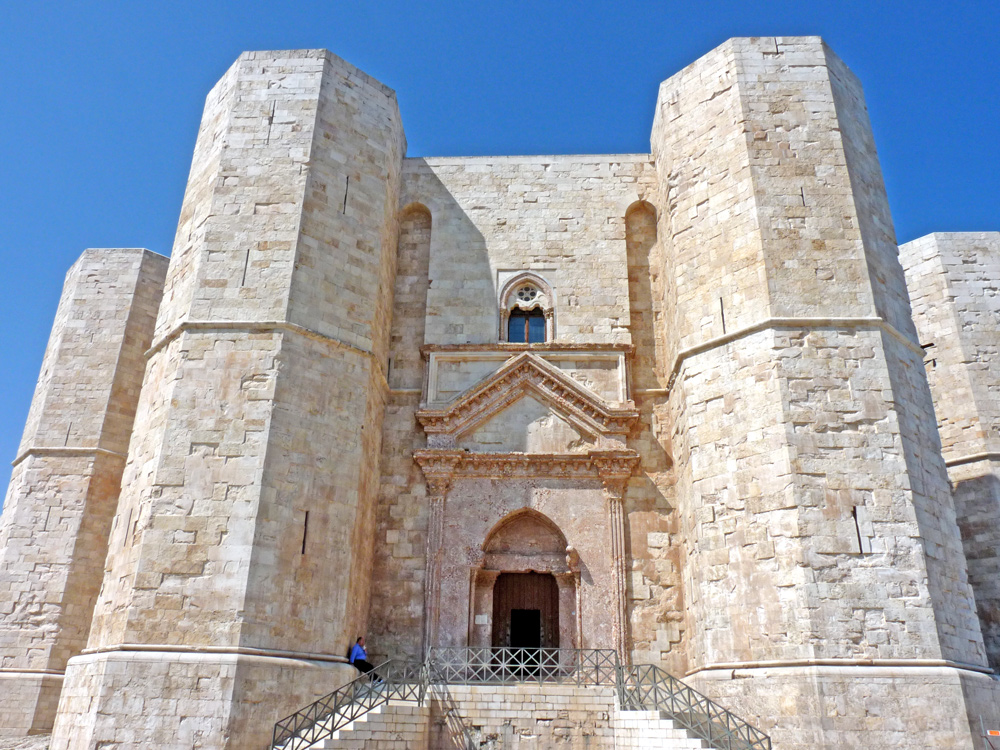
top-left (50, 49), bottom-right (404, 750)
top-left (692, 665), bottom-right (982, 750)
top-left (902, 232), bottom-right (1000, 673)
top-left (0, 248), bottom-right (166, 736)
top-left (652, 36), bottom-right (987, 748)
top-left (403, 154), bottom-right (658, 346)
top-left (370, 154), bottom-right (679, 667)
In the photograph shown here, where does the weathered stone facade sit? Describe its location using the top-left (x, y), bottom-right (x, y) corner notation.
top-left (0, 37), bottom-right (998, 750)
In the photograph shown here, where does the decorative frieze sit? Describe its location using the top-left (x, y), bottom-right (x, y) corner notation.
top-left (414, 450), bottom-right (640, 481)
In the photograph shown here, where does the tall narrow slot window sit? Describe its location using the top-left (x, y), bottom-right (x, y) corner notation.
top-left (508, 308), bottom-right (546, 343)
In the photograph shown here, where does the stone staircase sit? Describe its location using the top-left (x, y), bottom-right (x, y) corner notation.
top-left (303, 684), bottom-right (713, 749)
top-left (428, 683), bottom-right (617, 747)
top-left (272, 651), bottom-right (769, 750)
top-left (307, 700), bottom-right (431, 749)
top-left (614, 709), bottom-right (709, 749)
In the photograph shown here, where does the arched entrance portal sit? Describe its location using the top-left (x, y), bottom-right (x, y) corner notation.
top-left (469, 509), bottom-right (581, 650)
top-left (491, 572), bottom-right (559, 649)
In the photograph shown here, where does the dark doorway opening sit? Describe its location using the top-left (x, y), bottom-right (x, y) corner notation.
top-left (510, 609), bottom-right (542, 648)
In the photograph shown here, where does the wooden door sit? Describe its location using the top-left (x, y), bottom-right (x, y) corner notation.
top-left (491, 572), bottom-right (559, 648)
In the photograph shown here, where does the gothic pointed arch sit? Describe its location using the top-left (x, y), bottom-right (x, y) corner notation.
top-left (390, 202), bottom-right (432, 389)
top-left (499, 272), bottom-right (555, 342)
top-left (484, 508), bottom-right (567, 560)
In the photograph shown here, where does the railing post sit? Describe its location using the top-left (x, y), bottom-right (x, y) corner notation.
top-left (613, 650), bottom-right (623, 707)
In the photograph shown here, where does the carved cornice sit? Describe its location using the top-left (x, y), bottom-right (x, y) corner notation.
top-left (420, 342), bottom-right (634, 356)
top-left (416, 352), bottom-right (638, 440)
top-left (413, 449), bottom-right (640, 481)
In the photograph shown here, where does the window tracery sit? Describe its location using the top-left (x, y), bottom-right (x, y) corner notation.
top-left (499, 274), bottom-right (554, 343)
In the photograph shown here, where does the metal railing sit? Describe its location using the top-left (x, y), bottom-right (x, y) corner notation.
top-left (270, 650), bottom-right (771, 750)
top-left (618, 663), bottom-right (771, 750)
top-left (270, 660), bottom-right (425, 750)
top-left (428, 646), bottom-right (619, 686)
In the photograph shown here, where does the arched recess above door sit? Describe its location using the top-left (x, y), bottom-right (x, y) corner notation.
top-left (482, 508), bottom-right (570, 574)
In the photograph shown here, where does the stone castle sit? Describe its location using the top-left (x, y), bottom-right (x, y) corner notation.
top-left (0, 35), bottom-right (998, 749)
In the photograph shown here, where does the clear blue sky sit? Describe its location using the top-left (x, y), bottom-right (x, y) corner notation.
top-left (1, 1), bottom-right (998, 498)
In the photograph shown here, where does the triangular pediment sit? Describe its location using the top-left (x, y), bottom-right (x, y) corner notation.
top-left (457, 393), bottom-right (596, 453)
top-left (416, 353), bottom-right (638, 443)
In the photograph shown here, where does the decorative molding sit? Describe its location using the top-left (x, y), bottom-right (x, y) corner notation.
top-left (685, 658), bottom-right (995, 677)
top-left (11, 446), bottom-right (127, 469)
top-left (417, 352), bottom-right (638, 443)
top-left (145, 319), bottom-right (389, 390)
top-left (413, 449), bottom-right (640, 481)
top-left (82, 643), bottom-right (349, 664)
top-left (0, 668), bottom-right (65, 676)
top-left (944, 451), bottom-right (1000, 469)
top-left (664, 316), bottom-right (923, 395)
top-left (421, 342), bottom-right (634, 356)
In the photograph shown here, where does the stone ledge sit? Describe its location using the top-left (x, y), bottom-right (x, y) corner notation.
top-left (664, 315), bottom-right (924, 394)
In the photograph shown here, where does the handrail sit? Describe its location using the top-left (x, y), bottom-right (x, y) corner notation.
top-left (428, 646), bottom-right (619, 686)
top-left (270, 660), bottom-right (424, 750)
top-left (618, 663), bottom-right (771, 750)
top-left (270, 650), bottom-right (770, 750)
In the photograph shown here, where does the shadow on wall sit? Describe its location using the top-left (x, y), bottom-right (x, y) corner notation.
top-left (952, 471), bottom-right (1000, 673)
top-left (429, 683), bottom-right (476, 749)
top-left (623, 198), bottom-right (683, 671)
top-left (366, 159), bottom-right (493, 665)
top-left (404, 158), bottom-right (496, 346)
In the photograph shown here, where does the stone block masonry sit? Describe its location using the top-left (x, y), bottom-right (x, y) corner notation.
top-left (0, 248), bottom-right (167, 736)
top-left (652, 37), bottom-right (991, 748)
top-left (429, 684), bottom-right (617, 749)
top-left (48, 49), bottom-right (404, 750)
top-left (0, 35), bottom-right (998, 750)
top-left (902, 232), bottom-right (1000, 674)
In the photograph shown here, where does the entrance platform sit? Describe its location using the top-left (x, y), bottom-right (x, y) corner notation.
top-left (271, 648), bottom-right (770, 750)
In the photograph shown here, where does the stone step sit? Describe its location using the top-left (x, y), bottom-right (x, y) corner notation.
top-left (289, 685), bottom-right (726, 749)
top-left (614, 709), bottom-right (710, 748)
top-left (307, 701), bottom-right (431, 749)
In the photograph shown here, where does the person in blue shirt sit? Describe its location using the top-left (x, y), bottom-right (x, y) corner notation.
top-left (349, 636), bottom-right (375, 675)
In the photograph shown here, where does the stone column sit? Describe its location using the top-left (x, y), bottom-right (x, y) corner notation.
top-left (50, 50), bottom-right (405, 750)
top-left (422, 476), bottom-right (451, 655)
top-left (0, 248), bottom-right (166, 737)
top-left (597, 467), bottom-right (631, 665)
top-left (553, 572), bottom-right (579, 651)
top-left (652, 36), bottom-right (989, 748)
top-left (469, 568), bottom-right (500, 648)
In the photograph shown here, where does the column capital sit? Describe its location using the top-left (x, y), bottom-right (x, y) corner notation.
top-left (425, 476), bottom-right (452, 498)
top-left (414, 451), bottom-right (458, 497)
top-left (592, 453), bottom-right (637, 500)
